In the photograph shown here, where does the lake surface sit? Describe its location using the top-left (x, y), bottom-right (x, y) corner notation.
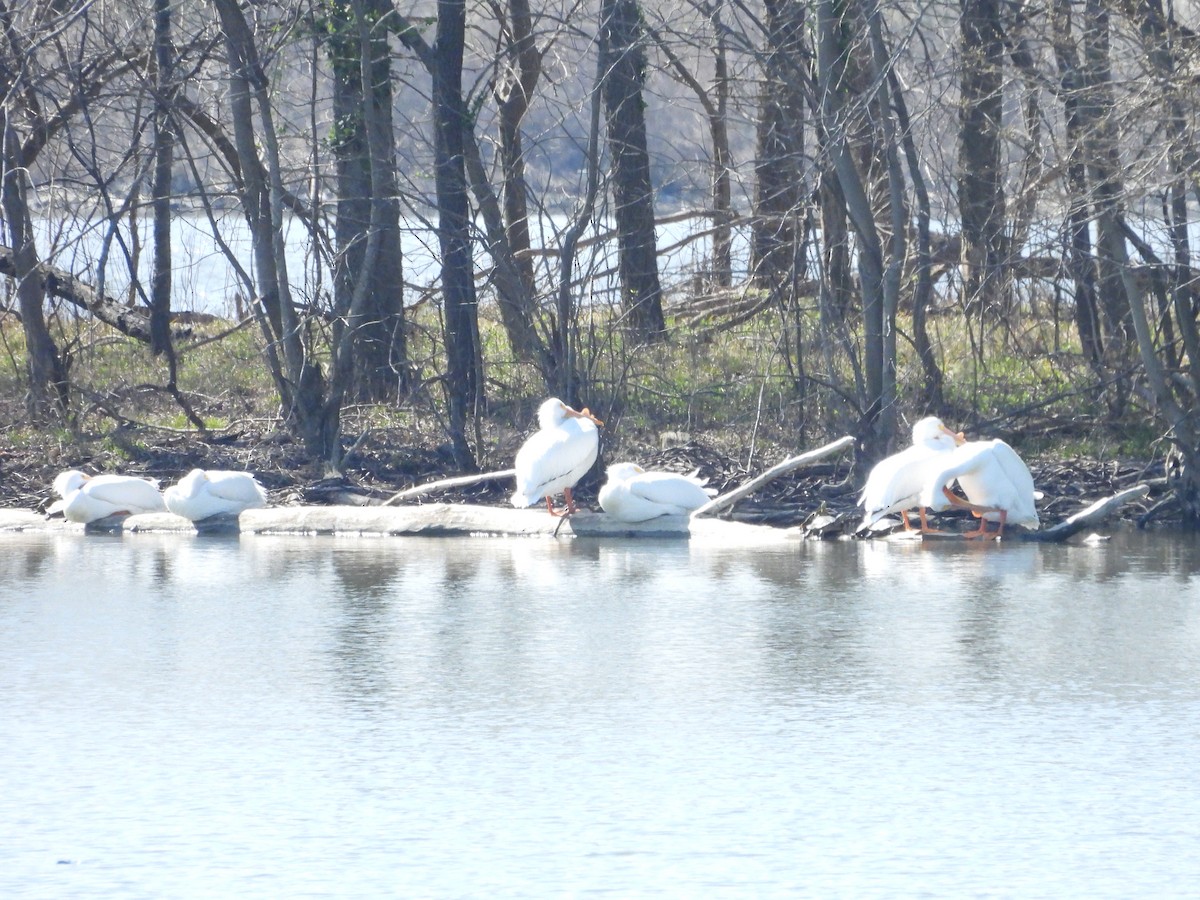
top-left (2, 528), bottom-right (1199, 898)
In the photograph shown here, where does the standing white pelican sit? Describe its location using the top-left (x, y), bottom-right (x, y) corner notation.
top-left (858, 416), bottom-right (965, 532)
top-left (920, 438), bottom-right (1040, 538)
top-left (164, 468), bottom-right (268, 521)
top-left (511, 398), bottom-right (603, 516)
top-left (48, 469), bottom-right (166, 524)
top-left (598, 462), bottom-right (716, 522)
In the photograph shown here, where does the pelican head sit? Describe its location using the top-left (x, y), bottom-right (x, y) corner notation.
top-left (53, 469), bottom-right (90, 497)
top-left (911, 416), bottom-right (965, 450)
top-left (604, 462), bottom-right (645, 482)
top-left (537, 398), bottom-right (604, 430)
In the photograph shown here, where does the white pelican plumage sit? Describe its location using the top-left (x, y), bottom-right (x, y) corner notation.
top-left (598, 462), bottom-right (716, 522)
top-left (48, 469), bottom-right (167, 524)
top-left (164, 468), bottom-right (268, 521)
top-left (858, 416), bottom-right (965, 532)
top-left (920, 438), bottom-right (1040, 538)
top-left (511, 397), bottom-right (603, 516)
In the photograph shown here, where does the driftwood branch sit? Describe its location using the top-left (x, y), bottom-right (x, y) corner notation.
top-left (691, 435), bottom-right (855, 519)
top-left (0, 245), bottom-right (193, 343)
top-left (383, 468), bottom-right (516, 506)
top-left (1022, 483), bottom-right (1150, 542)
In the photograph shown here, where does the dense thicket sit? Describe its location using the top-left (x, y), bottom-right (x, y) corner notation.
top-left (2, 0), bottom-right (1199, 523)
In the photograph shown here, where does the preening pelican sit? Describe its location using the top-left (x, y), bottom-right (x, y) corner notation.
top-left (598, 462), bottom-right (716, 522)
top-left (858, 416), bottom-right (965, 532)
top-left (511, 398), bottom-right (603, 516)
top-left (48, 469), bottom-right (166, 524)
top-left (920, 439), bottom-right (1040, 538)
top-left (164, 469), bottom-right (268, 521)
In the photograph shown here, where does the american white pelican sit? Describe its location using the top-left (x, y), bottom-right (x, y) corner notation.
top-left (598, 462), bottom-right (716, 522)
top-left (858, 416), bottom-right (965, 532)
top-left (48, 469), bottom-right (166, 524)
top-left (164, 468), bottom-right (268, 521)
top-left (920, 438), bottom-right (1040, 538)
top-left (511, 397), bottom-right (603, 516)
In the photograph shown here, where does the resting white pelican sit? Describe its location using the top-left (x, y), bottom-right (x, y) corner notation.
top-left (164, 468), bottom-right (268, 521)
top-left (48, 469), bottom-right (167, 524)
top-left (858, 416), bottom-right (965, 532)
top-left (920, 438), bottom-right (1040, 538)
top-left (598, 462), bottom-right (716, 522)
top-left (511, 397), bottom-right (603, 516)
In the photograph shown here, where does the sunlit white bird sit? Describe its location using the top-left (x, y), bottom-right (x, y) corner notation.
top-left (858, 416), bottom-right (965, 532)
top-left (598, 462), bottom-right (716, 522)
top-left (48, 469), bottom-right (167, 524)
top-left (164, 468), bottom-right (268, 521)
top-left (511, 397), bottom-right (603, 516)
top-left (920, 438), bottom-right (1040, 538)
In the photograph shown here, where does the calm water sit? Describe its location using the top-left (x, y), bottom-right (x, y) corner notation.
top-left (2, 529), bottom-right (1199, 898)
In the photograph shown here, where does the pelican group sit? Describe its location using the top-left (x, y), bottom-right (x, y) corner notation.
top-left (858, 416), bottom-right (964, 532)
top-left (48, 470), bottom-right (167, 524)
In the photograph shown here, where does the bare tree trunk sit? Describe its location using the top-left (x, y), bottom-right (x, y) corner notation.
top-left (751, 0), bottom-right (806, 307)
top-left (865, 0), bottom-right (902, 453)
top-left (599, 0), bottom-right (667, 342)
top-left (0, 141), bottom-right (67, 421)
top-left (490, 0), bottom-right (554, 371)
top-left (388, 3), bottom-right (551, 387)
top-left (710, 0), bottom-right (732, 288)
top-left (1050, 0), bottom-right (1105, 372)
top-left (212, 0), bottom-right (334, 462)
top-left (552, 33), bottom-right (606, 406)
top-left (150, 0), bottom-right (204, 431)
top-left (434, 0), bottom-right (481, 469)
top-left (150, 0), bottom-right (175, 360)
top-left (497, 0), bottom-right (539, 300)
top-left (890, 70), bottom-right (944, 410)
top-left (817, 0), bottom-right (891, 461)
top-left (326, 0), bottom-right (409, 403)
top-left (958, 0), bottom-right (1006, 317)
top-left (817, 171), bottom-right (859, 399)
top-left (1131, 0), bottom-right (1200, 392)
top-left (0, 5), bottom-right (67, 422)
top-left (1082, 0), bottom-right (1135, 370)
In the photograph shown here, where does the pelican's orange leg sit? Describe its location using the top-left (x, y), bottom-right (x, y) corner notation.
top-left (562, 486), bottom-right (578, 516)
top-left (964, 508), bottom-right (1008, 539)
top-left (944, 487), bottom-right (1004, 539)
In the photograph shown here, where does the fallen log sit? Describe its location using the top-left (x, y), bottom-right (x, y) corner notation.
top-left (0, 245), bottom-right (192, 343)
top-left (0, 504), bottom-right (790, 542)
top-left (383, 468), bottom-right (516, 506)
top-left (1021, 483), bottom-right (1150, 542)
top-left (690, 435), bottom-right (856, 519)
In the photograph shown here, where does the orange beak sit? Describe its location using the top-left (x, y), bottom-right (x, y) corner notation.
top-left (566, 405), bottom-right (604, 427)
top-left (944, 425), bottom-right (966, 445)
